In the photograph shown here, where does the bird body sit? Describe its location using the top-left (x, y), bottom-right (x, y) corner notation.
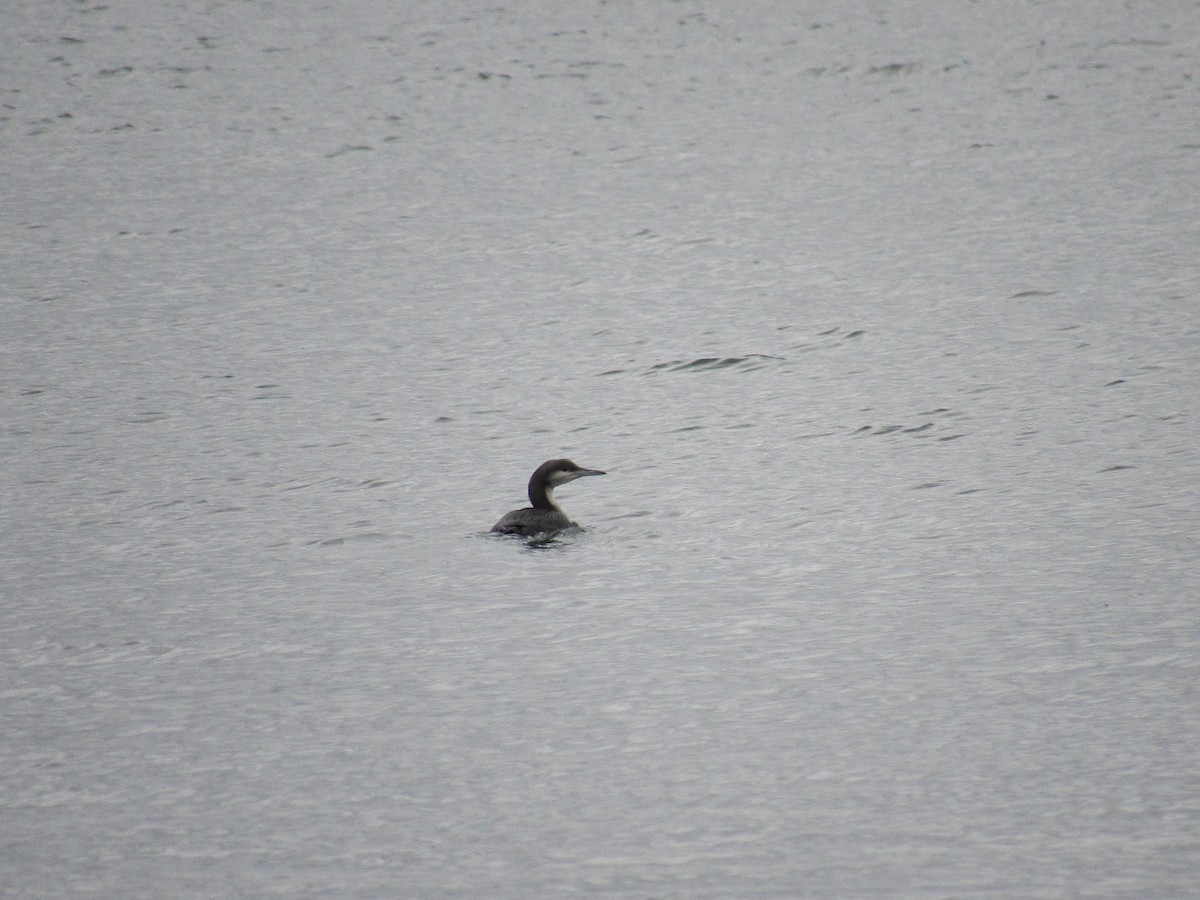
top-left (491, 458), bottom-right (606, 536)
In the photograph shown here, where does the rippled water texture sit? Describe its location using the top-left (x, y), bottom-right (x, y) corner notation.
top-left (3, 1), bottom-right (1198, 897)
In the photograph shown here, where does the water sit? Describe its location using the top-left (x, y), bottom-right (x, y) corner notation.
top-left (3, 1), bottom-right (1198, 896)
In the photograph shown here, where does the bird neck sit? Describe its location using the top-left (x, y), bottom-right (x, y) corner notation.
top-left (529, 481), bottom-right (561, 510)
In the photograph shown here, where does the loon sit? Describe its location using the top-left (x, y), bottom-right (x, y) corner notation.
top-left (491, 458), bottom-right (606, 536)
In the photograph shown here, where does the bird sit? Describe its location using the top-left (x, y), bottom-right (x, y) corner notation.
top-left (491, 458), bottom-right (606, 536)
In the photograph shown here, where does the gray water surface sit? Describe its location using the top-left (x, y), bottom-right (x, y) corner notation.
top-left (3, 1), bottom-right (1199, 897)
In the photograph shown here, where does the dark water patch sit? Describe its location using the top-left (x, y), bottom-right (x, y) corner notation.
top-left (867, 63), bottom-right (919, 76)
top-left (805, 64), bottom-right (855, 77)
top-left (855, 410), bottom-right (967, 442)
top-left (1009, 290), bottom-right (1058, 298)
top-left (568, 61), bottom-right (626, 71)
top-left (276, 480), bottom-right (314, 492)
top-left (647, 354), bottom-right (784, 374)
top-left (1101, 465), bottom-right (1136, 472)
top-left (912, 481), bottom-right (945, 490)
top-left (127, 410), bottom-right (168, 424)
top-left (794, 326), bottom-right (867, 346)
top-left (521, 536), bottom-right (567, 550)
top-left (485, 526), bottom-right (587, 551)
top-left (314, 531), bottom-right (390, 547)
top-left (327, 145), bottom-right (373, 158)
